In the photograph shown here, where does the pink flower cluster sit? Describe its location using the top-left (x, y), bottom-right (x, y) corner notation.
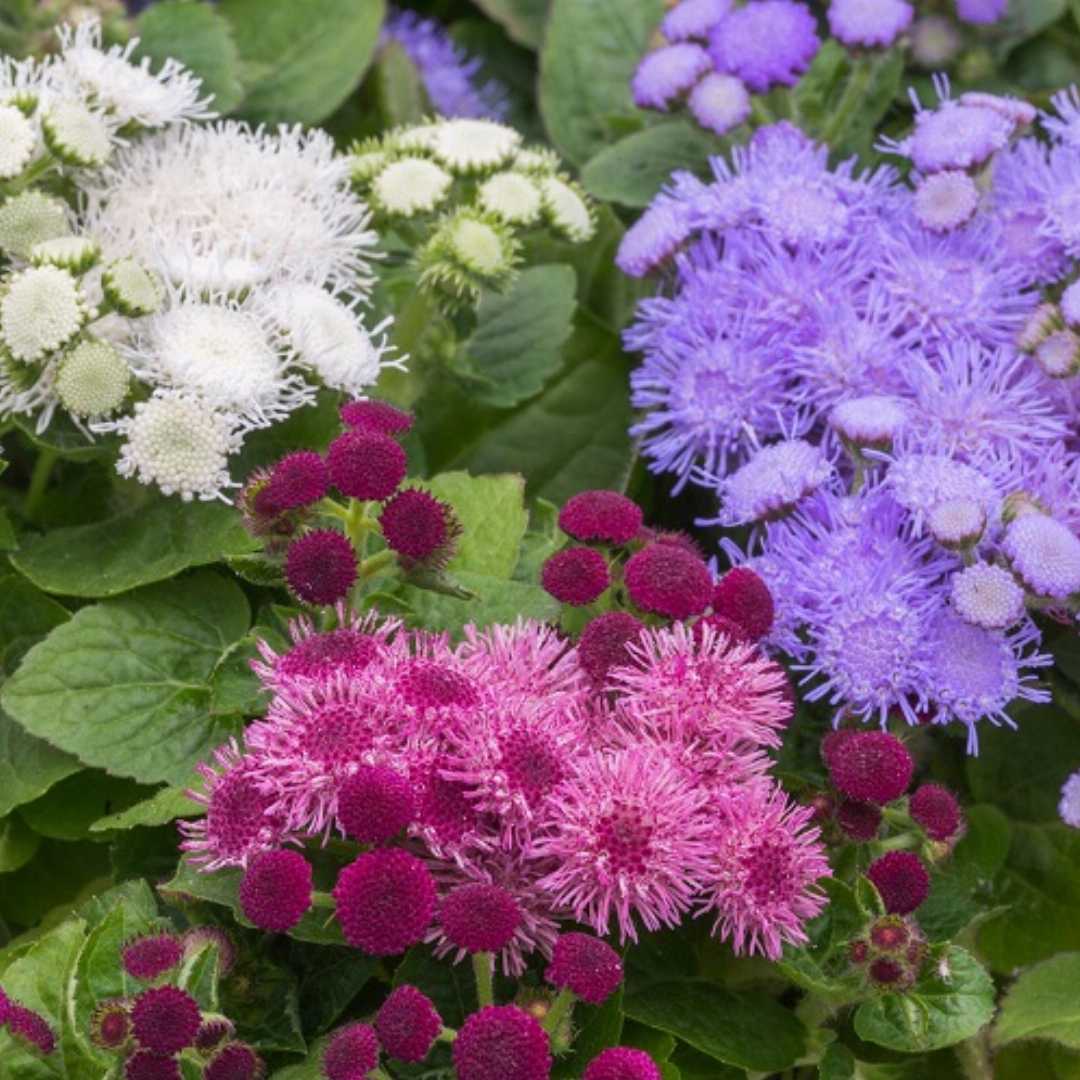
top-left (183, 604), bottom-right (830, 965)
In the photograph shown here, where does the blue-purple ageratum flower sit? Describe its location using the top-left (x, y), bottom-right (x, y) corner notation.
top-left (383, 8), bottom-right (508, 121)
top-left (828, 0), bottom-right (914, 49)
top-left (955, 0), bottom-right (1008, 25)
top-left (707, 1), bottom-right (820, 93)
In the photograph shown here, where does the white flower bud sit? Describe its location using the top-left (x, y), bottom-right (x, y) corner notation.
top-left (951, 563), bottom-right (1025, 630)
top-left (430, 118), bottom-right (521, 173)
top-left (0, 265), bottom-right (89, 362)
top-left (476, 172), bottom-right (542, 226)
top-left (0, 192), bottom-right (71, 258)
top-left (31, 235), bottom-right (100, 273)
top-left (56, 337), bottom-right (130, 417)
top-left (538, 176), bottom-right (595, 242)
top-left (370, 157), bottom-right (453, 217)
top-left (0, 103), bottom-right (37, 179)
top-left (102, 257), bottom-right (161, 317)
top-left (42, 99), bottom-right (114, 167)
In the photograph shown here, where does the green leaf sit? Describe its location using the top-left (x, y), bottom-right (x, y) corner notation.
top-left (295, 944), bottom-right (377, 1035)
top-left (17, 770), bottom-right (155, 841)
top-left (854, 947), bottom-right (995, 1053)
top-left (78, 878), bottom-right (160, 929)
top-left (539, 0), bottom-right (663, 165)
top-left (393, 945), bottom-right (476, 1028)
top-left (135, 0), bottom-right (245, 113)
top-left (178, 942), bottom-right (222, 1014)
top-left (470, 0), bottom-right (548, 49)
top-left (624, 979), bottom-right (806, 1072)
top-left (10, 498), bottom-right (259, 599)
top-left (0, 814), bottom-right (39, 873)
top-left (994, 952), bottom-right (1080, 1051)
top-left (371, 41), bottom-right (428, 128)
top-left (90, 785), bottom-right (203, 833)
top-left (0, 572), bottom-right (70, 675)
top-left (792, 42), bottom-right (904, 161)
top-left (223, 952), bottom-right (305, 1055)
top-left (819, 1042), bottom-right (857, 1079)
top-left (450, 265), bottom-right (577, 408)
top-left (0, 710), bottom-right (80, 818)
top-left (219, 0), bottom-right (386, 125)
top-left (997, 1042), bottom-right (1080, 1080)
top-left (1, 571), bottom-right (250, 787)
top-left (421, 318), bottom-right (633, 504)
top-left (0, 839), bottom-right (111, 930)
top-left (554, 987), bottom-right (625, 1078)
top-left (967, 702), bottom-right (1080, 821)
top-left (0, 507), bottom-right (17, 551)
top-left (668, 1043), bottom-right (743, 1080)
top-left (398, 570), bottom-right (558, 636)
top-left (581, 120), bottom-right (718, 208)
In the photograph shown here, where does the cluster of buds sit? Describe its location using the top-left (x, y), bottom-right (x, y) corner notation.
top-left (848, 914), bottom-right (929, 993)
top-left (1018, 295), bottom-right (1080, 380)
top-left (70, 926), bottom-right (255, 1080)
top-left (539, 488), bottom-right (777, 687)
top-left (239, 399), bottom-right (462, 607)
top-left (350, 117), bottom-right (595, 307)
top-left (812, 729), bottom-right (966, 919)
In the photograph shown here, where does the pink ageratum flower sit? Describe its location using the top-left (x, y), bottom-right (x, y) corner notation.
top-left (533, 746), bottom-right (713, 942)
top-left (130, 987), bottom-right (201, 1055)
top-left (578, 613), bottom-right (645, 688)
top-left (340, 399), bottom-right (414, 437)
top-left (558, 490), bottom-right (644, 545)
top-left (180, 741), bottom-right (286, 870)
top-left (380, 488), bottom-right (461, 569)
top-left (453, 1006), bottom-right (552, 1080)
top-left (542, 547), bottom-right (611, 606)
top-left (262, 451), bottom-right (329, 510)
top-left (623, 542), bottom-right (713, 620)
top-left (458, 620), bottom-right (585, 702)
top-left (238, 849), bottom-right (313, 932)
top-left (337, 764), bottom-right (417, 843)
top-left (284, 529), bottom-right (357, 607)
top-left (585, 1048), bottom-right (663, 1080)
top-left (909, 783), bottom-right (964, 841)
top-left (125, 1051), bottom-right (180, 1080)
top-left (323, 1023), bottom-right (380, 1080)
top-left (867, 851), bottom-right (930, 914)
top-left (439, 883), bottom-right (522, 954)
top-left (700, 781), bottom-right (830, 960)
top-left (204, 1042), bottom-right (263, 1080)
top-left (545, 933), bottom-right (624, 1005)
top-left (610, 623), bottom-right (792, 751)
top-left (376, 986), bottom-right (442, 1064)
top-left (121, 933), bottom-right (184, 980)
top-left (326, 429), bottom-right (407, 501)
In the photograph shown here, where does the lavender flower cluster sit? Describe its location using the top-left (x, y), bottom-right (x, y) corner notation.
top-left (183, 605), bottom-right (829, 969)
top-left (618, 83), bottom-right (1080, 752)
top-left (631, 0), bottom-right (1009, 137)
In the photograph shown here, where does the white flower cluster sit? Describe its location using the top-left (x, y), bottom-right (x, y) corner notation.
top-left (0, 20), bottom-right (393, 502)
top-left (351, 118), bottom-right (596, 304)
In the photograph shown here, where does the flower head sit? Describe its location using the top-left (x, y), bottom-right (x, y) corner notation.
top-left (375, 985), bottom-right (442, 1064)
top-left (828, 0), bottom-right (913, 47)
top-left (534, 747), bottom-right (713, 942)
top-left (559, 491), bottom-right (643, 546)
top-left (195, 1019), bottom-right (236, 1054)
top-left (238, 849), bottom-right (312, 932)
top-left (90, 999), bottom-right (132, 1050)
top-left (125, 1051), bottom-right (180, 1080)
top-left (381, 488), bottom-right (461, 569)
top-left (866, 851), bottom-right (929, 914)
top-left (333, 849), bottom-right (437, 955)
top-left (951, 563), bottom-right (1025, 630)
top-left (55, 339), bottom-right (130, 419)
top-left (204, 1043), bottom-right (264, 1080)
top-left (584, 1048), bottom-right (662, 1080)
top-left (42, 100), bottom-right (115, 167)
top-left (6, 1003), bottom-right (55, 1055)
top-left (322, 1023), bottom-right (379, 1080)
top-left (284, 530), bottom-right (357, 607)
top-left (0, 103), bottom-right (35, 179)
top-left (453, 1006), bottom-right (552, 1080)
top-left (662, 0), bottom-right (732, 41)
top-left (121, 933), bottom-right (184, 980)
top-left (1060, 770), bottom-right (1080, 828)
top-left (131, 987), bottom-right (201, 1055)
top-left (440, 883), bottom-right (522, 955)
top-left (687, 72), bottom-right (751, 135)
top-left (578, 612), bottom-right (645, 688)
top-left (545, 933), bottom-right (623, 1005)
top-left (542, 547), bottom-right (610, 606)
top-left (261, 452), bottom-right (329, 511)
top-left (1001, 513), bottom-right (1080, 599)
top-left (823, 731), bottom-right (913, 805)
top-left (631, 44), bottom-right (711, 110)
top-left (913, 171), bottom-right (980, 232)
top-left (327, 429), bottom-right (407, 501)
top-left (836, 798), bottom-right (882, 842)
top-left (0, 191), bottom-right (70, 259)
top-left (338, 765), bottom-right (416, 843)
top-left (708, 1), bottom-right (820, 92)
top-left (340, 399), bottom-right (413, 437)
top-left (1, 265), bottom-right (89, 362)
top-left (909, 783), bottom-right (964, 841)
top-left (624, 542), bottom-right (712, 620)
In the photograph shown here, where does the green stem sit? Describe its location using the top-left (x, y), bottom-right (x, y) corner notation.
top-left (822, 56), bottom-right (874, 148)
top-left (358, 549), bottom-right (395, 581)
top-left (438, 1027), bottom-right (457, 1043)
top-left (472, 952), bottom-right (494, 1008)
top-left (4, 151), bottom-right (57, 196)
top-left (24, 448), bottom-right (57, 524)
top-left (794, 992), bottom-right (837, 1032)
top-left (540, 987), bottom-right (575, 1036)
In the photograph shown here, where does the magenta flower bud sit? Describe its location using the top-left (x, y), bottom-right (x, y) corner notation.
top-left (380, 488), bottom-right (461, 568)
top-left (867, 851), bottom-right (930, 915)
top-left (125, 1051), bottom-right (181, 1080)
top-left (824, 731), bottom-right (914, 805)
top-left (7, 1003), bottom-right (56, 1054)
top-left (868, 956), bottom-right (915, 991)
top-left (121, 933), bottom-right (184, 981)
top-left (578, 612), bottom-right (645, 687)
top-left (322, 1023), bottom-right (379, 1080)
top-left (333, 849), bottom-right (437, 955)
top-left (263, 451), bottom-right (329, 510)
top-left (440, 883), bottom-right (522, 954)
top-left (835, 799), bottom-right (882, 842)
top-left (909, 783), bottom-right (964, 842)
top-left (239, 849), bottom-right (313, 933)
top-left (337, 765), bottom-right (417, 843)
top-left (452, 1006), bottom-right (552, 1080)
top-left (90, 998), bottom-right (132, 1050)
top-left (204, 1042), bottom-right (264, 1080)
top-left (375, 985), bottom-right (442, 1064)
top-left (869, 914), bottom-right (914, 954)
top-left (692, 613), bottom-right (753, 648)
top-left (284, 530), bottom-right (357, 606)
top-left (131, 987), bottom-right (201, 1055)
top-left (183, 927), bottom-right (236, 977)
top-left (624, 542), bottom-right (712, 620)
top-left (194, 1018), bottom-right (235, 1053)
top-left (541, 547), bottom-right (610, 605)
top-left (340, 399), bottom-right (414, 437)
top-left (584, 1047), bottom-right (663, 1080)
top-left (326, 429), bottom-right (407, 501)
top-left (711, 567), bottom-right (775, 640)
top-left (558, 490), bottom-right (644, 545)
top-left (545, 933), bottom-right (624, 1005)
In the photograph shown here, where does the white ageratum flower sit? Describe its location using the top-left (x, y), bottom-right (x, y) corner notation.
top-left (885, 452), bottom-right (1001, 534)
top-left (951, 562), bottom-right (1026, 630)
top-left (102, 257), bottom-right (162, 317)
top-left (81, 122), bottom-right (377, 296)
top-left (429, 118), bottom-right (521, 173)
top-left (370, 157), bottom-right (453, 217)
top-left (55, 337), bottom-right (130, 418)
top-left (31, 235), bottom-right (100, 273)
top-left (1001, 512), bottom-right (1080, 599)
top-left (476, 172), bottom-right (543, 226)
top-left (0, 265), bottom-right (90, 362)
top-left (713, 439), bottom-right (833, 525)
top-left (829, 395), bottom-right (907, 446)
top-left (0, 53), bottom-right (53, 113)
top-left (128, 296), bottom-right (313, 426)
top-left (0, 192), bottom-right (70, 259)
top-left (108, 390), bottom-right (241, 501)
top-left (55, 18), bottom-right (214, 129)
top-left (928, 497), bottom-right (986, 548)
top-left (538, 176), bottom-right (595, 242)
top-left (42, 99), bottom-right (116, 167)
top-left (0, 103), bottom-right (37, 179)
top-left (511, 146), bottom-right (561, 175)
top-left (394, 123), bottom-right (441, 153)
top-left (263, 283), bottom-right (394, 395)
